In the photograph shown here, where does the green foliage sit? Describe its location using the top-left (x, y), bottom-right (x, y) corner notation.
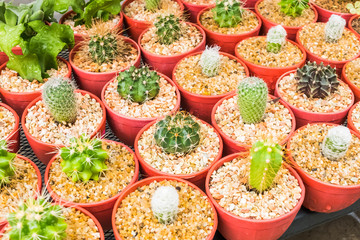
top-left (146, 0), bottom-right (161, 12)
top-left (199, 45), bottom-right (221, 77)
top-left (325, 14), bottom-right (346, 43)
top-left (278, 0), bottom-right (309, 17)
top-left (154, 14), bottom-right (182, 45)
top-left (0, 140), bottom-right (16, 186)
top-left (89, 33), bottom-right (118, 65)
top-left (266, 25), bottom-right (287, 53)
top-left (322, 126), bottom-right (352, 161)
top-left (212, 0), bottom-right (244, 28)
top-left (347, 1), bottom-right (360, 14)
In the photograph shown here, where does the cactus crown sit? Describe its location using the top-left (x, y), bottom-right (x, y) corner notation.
top-left (42, 77), bottom-right (78, 124)
top-left (117, 66), bottom-right (160, 104)
top-left (321, 126), bottom-right (352, 161)
top-left (212, 0), bottom-right (244, 28)
top-left (145, 0), bottom-right (161, 11)
top-left (346, 1), bottom-right (360, 14)
top-left (151, 186), bottom-right (179, 224)
top-left (266, 25), bottom-right (287, 53)
top-left (88, 33), bottom-right (118, 65)
top-left (249, 140), bottom-right (283, 193)
top-left (278, 0), bottom-right (309, 17)
top-left (325, 14), bottom-right (346, 43)
top-left (296, 62), bottom-right (339, 99)
top-left (199, 45), bottom-right (222, 77)
top-left (60, 134), bottom-right (109, 183)
top-left (0, 140), bottom-right (16, 186)
top-left (237, 77), bottom-right (268, 124)
top-left (154, 112), bottom-right (201, 155)
top-left (154, 14), bottom-right (182, 45)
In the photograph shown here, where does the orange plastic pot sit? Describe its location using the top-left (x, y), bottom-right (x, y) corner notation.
top-left (0, 57), bottom-right (72, 117)
top-left (69, 38), bottom-right (141, 98)
top-left (342, 60), bottom-right (360, 102)
top-left (348, 101), bottom-right (360, 135)
top-left (180, 0), bottom-right (212, 23)
top-left (235, 36), bottom-right (306, 93)
top-left (312, 2), bottom-right (355, 24)
top-left (348, 15), bottom-right (360, 38)
top-left (22, 89), bottom-right (106, 165)
top-left (275, 70), bottom-right (355, 128)
top-left (0, 46), bottom-right (22, 67)
top-left (0, 103), bottom-right (20, 153)
top-left (172, 51), bottom-right (249, 123)
top-left (112, 176), bottom-right (218, 240)
top-left (287, 123), bottom-right (360, 213)
top-left (138, 22), bottom-right (206, 78)
top-left (205, 152), bottom-right (305, 240)
top-left (197, 7), bottom-right (261, 55)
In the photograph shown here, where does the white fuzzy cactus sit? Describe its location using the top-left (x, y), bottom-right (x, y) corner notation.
top-left (199, 45), bottom-right (222, 77)
top-left (151, 186), bottom-right (179, 224)
top-left (325, 14), bottom-right (346, 43)
top-left (321, 126), bottom-right (352, 161)
top-left (266, 25), bottom-right (287, 53)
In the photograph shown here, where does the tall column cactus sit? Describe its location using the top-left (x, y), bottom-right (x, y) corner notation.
top-left (0, 140), bottom-right (16, 186)
top-left (145, 0), bottom-right (161, 11)
top-left (325, 14), bottom-right (346, 43)
top-left (151, 186), bottom-right (179, 224)
top-left (266, 25), bottom-right (287, 53)
top-left (212, 0), bottom-right (244, 28)
top-left (199, 45), bottom-right (222, 77)
top-left (321, 126), bottom-right (352, 161)
top-left (154, 14), bottom-right (182, 45)
top-left (278, 0), bottom-right (309, 17)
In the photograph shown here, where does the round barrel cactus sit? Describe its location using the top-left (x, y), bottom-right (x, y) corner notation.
top-left (154, 14), bottom-right (182, 45)
top-left (151, 186), bottom-right (179, 224)
top-left (322, 126), bottom-right (352, 161)
top-left (212, 0), bottom-right (244, 28)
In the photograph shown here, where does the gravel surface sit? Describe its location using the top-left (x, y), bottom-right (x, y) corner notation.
top-left (0, 106), bottom-right (16, 140)
top-left (312, 0), bottom-right (354, 13)
top-left (345, 58), bottom-right (360, 88)
top-left (351, 103), bottom-right (360, 131)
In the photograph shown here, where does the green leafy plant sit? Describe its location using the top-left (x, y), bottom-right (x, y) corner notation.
top-left (146, 0), bottom-right (161, 11)
top-left (0, 140), bottom-right (16, 186)
top-left (266, 25), bottom-right (287, 53)
top-left (346, 1), bottom-right (360, 14)
top-left (325, 14), bottom-right (346, 43)
top-left (278, 0), bottom-right (309, 17)
top-left (212, 0), bottom-right (244, 28)
top-left (322, 126), bottom-right (352, 161)
top-left (151, 186), bottom-right (179, 224)
top-left (199, 45), bottom-right (222, 77)
top-left (155, 14), bottom-right (182, 45)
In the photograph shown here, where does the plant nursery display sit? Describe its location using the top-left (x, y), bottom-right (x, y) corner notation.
top-left (311, 0), bottom-right (358, 23)
top-left (0, 103), bottom-right (20, 152)
top-left (342, 57), bottom-right (360, 102)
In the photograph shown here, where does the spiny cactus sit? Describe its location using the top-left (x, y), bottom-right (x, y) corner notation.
top-left (154, 112), bottom-right (201, 155)
top-left (278, 0), bottom-right (309, 17)
top-left (212, 0), bottom-right (244, 28)
top-left (154, 14), bottom-right (182, 45)
top-left (145, 0), bottom-right (161, 11)
top-left (296, 62), bottom-right (339, 99)
top-left (117, 66), bottom-right (160, 104)
top-left (321, 126), bottom-right (352, 161)
top-left (42, 77), bottom-right (78, 124)
top-left (237, 77), bottom-right (268, 124)
top-left (347, 1), bottom-right (360, 14)
top-left (89, 33), bottom-right (118, 65)
top-left (325, 14), bottom-right (346, 43)
top-left (266, 25), bottom-right (287, 53)
top-left (60, 134), bottom-right (108, 183)
top-left (249, 140), bottom-right (283, 193)
top-left (0, 140), bottom-right (16, 186)
top-left (151, 186), bottom-right (179, 224)
top-left (199, 45), bottom-right (222, 77)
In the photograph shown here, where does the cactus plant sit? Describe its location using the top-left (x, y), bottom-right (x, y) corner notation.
top-left (154, 112), bottom-right (201, 155)
top-left (117, 66), bottom-right (160, 104)
top-left (0, 140), bottom-right (16, 186)
top-left (60, 134), bottom-right (109, 183)
top-left (199, 45), bottom-right (222, 77)
top-left (296, 62), bottom-right (339, 99)
top-left (154, 14), bottom-right (182, 45)
top-left (278, 0), bottom-right (309, 17)
top-left (145, 0), bottom-right (161, 11)
top-left (237, 77), bottom-right (268, 124)
top-left (321, 126), bottom-right (352, 161)
top-left (42, 77), bottom-right (78, 124)
top-left (249, 140), bottom-right (283, 193)
top-left (151, 186), bottom-right (179, 224)
top-left (266, 25), bottom-right (287, 53)
top-left (88, 33), bottom-right (118, 65)
top-left (325, 14), bottom-right (346, 43)
top-left (346, 1), bottom-right (360, 14)
top-left (212, 0), bottom-right (244, 28)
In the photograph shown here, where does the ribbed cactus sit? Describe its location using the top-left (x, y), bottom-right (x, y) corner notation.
top-left (325, 14), bottom-right (346, 43)
top-left (145, 0), bottom-right (161, 11)
top-left (154, 14), bottom-right (182, 45)
top-left (321, 126), bottom-right (352, 161)
top-left (0, 140), bottom-right (16, 186)
top-left (60, 135), bottom-right (109, 183)
top-left (237, 77), bottom-right (268, 124)
top-left (278, 0), bottom-right (309, 17)
top-left (266, 25), bottom-right (287, 53)
top-left (151, 186), bottom-right (179, 224)
top-left (117, 66), bottom-right (160, 104)
top-left (42, 77), bottom-right (78, 124)
top-left (249, 140), bottom-right (283, 193)
top-left (212, 0), bottom-right (244, 28)
top-left (199, 45), bottom-right (222, 77)
top-left (154, 112), bottom-right (201, 155)
top-left (89, 33), bottom-right (118, 65)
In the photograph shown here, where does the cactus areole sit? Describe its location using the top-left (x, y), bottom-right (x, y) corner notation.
top-left (0, 140), bottom-right (16, 186)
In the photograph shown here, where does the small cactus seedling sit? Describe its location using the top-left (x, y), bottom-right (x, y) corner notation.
top-left (117, 66), bottom-right (160, 104)
top-left (347, 1), bottom-right (360, 14)
top-left (199, 45), bottom-right (222, 77)
top-left (279, 0), bottom-right (309, 17)
top-left (249, 140), bottom-right (283, 193)
top-left (325, 14), bottom-right (346, 43)
top-left (321, 126), bottom-right (352, 161)
top-left (212, 0), bottom-right (244, 28)
top-left (42, 77), bottom-right (78, 124)
top-left (151, 186), bottom-right (179, 224)
top-left (154, 14), bottom-right (182, 45)
top-left (0, 140), bottom-right (16, 186)
top-left (60, 134), bottom-right (109, 182)
top-left (237, 77), bottom-right (268, 124)
top-left (154, 112), bottom-right (201, 155)
top-left (266, 25), bottom-right (287, 53)
top-left (89, 33), bottom-right (118, 65)
top-left (145, 0), bottom-right (161, 11)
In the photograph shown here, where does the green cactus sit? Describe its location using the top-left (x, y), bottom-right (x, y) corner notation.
top-left (88, 33), bottom-right (118, 65)
top-left (249, 140), bottom-right (283, 193)
top-left (117, 66), bottom-right (160, 104)
top-left (199, 45), bottom-right (222, 77)
top-left (266, 25), bottom-right (287, 53)
top-left (151, 186), bottom-right (179, 224)
top-left (322, 126), bottom-right (352, 161)
top-left (325, 14), bottom-right (346, 43)
top-left (145, 0), bottom-right (161, 11)
top-left (42, 77), bottom-right (78, 124)
top-left (154, 112), bottom-right (201, 155)
top-left (278, 0), bottom-right (309, 17)
top-left (0, 140), bottom-right (16, 186)
top-left (212, 0), bottom-right (244, 28)
top-left (237, 77), bottom-right (268, 124)
top-left (154, 14), bottom-right (182, 45)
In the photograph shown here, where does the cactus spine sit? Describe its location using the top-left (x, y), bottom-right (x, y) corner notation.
top-left (212, 0), bottom-right (244, 28)
top-left (89, 33), bottom-right (118, 65)
top-left (154, 14), bottom-right (182, 45)
top-left (266, 25), bottom-right (287, 53)
top-left (325, 14), bottom-right (346, 43)
top-left (321, 126), bottom-right (352, 161)
top-left (145, 0), bottom-right (161, 11)
top-left (151, 186), bottom-right (179, 224)
top-left (199, 45), bottom-right (222, 77)
top-left (0, 140), bottom-right (16, 186)
top-left (279, 0), bottom-right (309, 17)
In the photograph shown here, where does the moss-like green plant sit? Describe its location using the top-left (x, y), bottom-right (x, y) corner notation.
top-left (0, 140), bottom-right (16, 186)
top-left (88, 33), bottom-right (118, 65)
top-left (151, 186), bottom-right (179, 224)
top-left (278, 0), bottom-right (309, 17)
top-left (145, 0), bottom-right (161, 11)
top-left (199, 45), bottom-right (221, 77)
top-left (325, 14), bottom-right (346, 43)
top-left (266, 25), bottom-right (287, 53)
top-left (154, 14), bottom-right (182, 45)
top-left (212, 0), bottom-right (244, 28)
top-left (321, 126), bottom-right (352, 161)
top-left (347, 1), bottom-right (360, 14)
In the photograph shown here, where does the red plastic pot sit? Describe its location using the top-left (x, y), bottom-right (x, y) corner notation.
top-left (0, 46), bottom-right (22, 67)
top-left (180, 0), bottom-right (212, 23)
top-left (69, 37), bottom-right (141, 98)
top-left (122, 0), bottom-right (185, 42)
top-left (312, 2), bottom-right (355, 24)
top-left (235, 36), bottom-right (306, 93)
top-left (112, 176), bottom-right (218, 240)
top-left (172, 51), bottom-right (249, 123)
top-left (197, 7), bottom-right (261, 55)
top-left (0, 103), bottom-right (20, 153)
top-left (342, 60), bottom-right (360, 102)
top-left (138, 22), bottom-right (206, 78)
top-left (348, 101), bottom-right (360, 135)
top-left (22, 89), bottom-right (107, 165)
top-left (287, 123), bottom-right (360, 213)
top-left (101, 74), bottom-right (181, 146)
top-left (275, 70), bottom-right (355, 128)
top-left (205, 152), bottom-right (305, 240)
top-left (211, 93), bottom-right (296, 156)
top-left (349, 15), bottom-right (360, 39)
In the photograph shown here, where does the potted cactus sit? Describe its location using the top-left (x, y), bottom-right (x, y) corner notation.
top-left (0, 103), bottom-right (20, 153)
top-left (139, 14), bottom-right (206, 77)
top-left (275, 62), bottom-right (355, 128)
top-left (311, 0), bottom-right (358, 23)
top-left (205, 140), bottom-right (305, 240)
top-left (342, 57), bottom-right (360, 102)
top-left (197, 0), bottom-right (261, 54)
top-left (22, 76), bottom-right (106, 165)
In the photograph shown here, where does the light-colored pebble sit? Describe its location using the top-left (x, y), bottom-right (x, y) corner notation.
top-left (0, 106), bottom-right (15, 140)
